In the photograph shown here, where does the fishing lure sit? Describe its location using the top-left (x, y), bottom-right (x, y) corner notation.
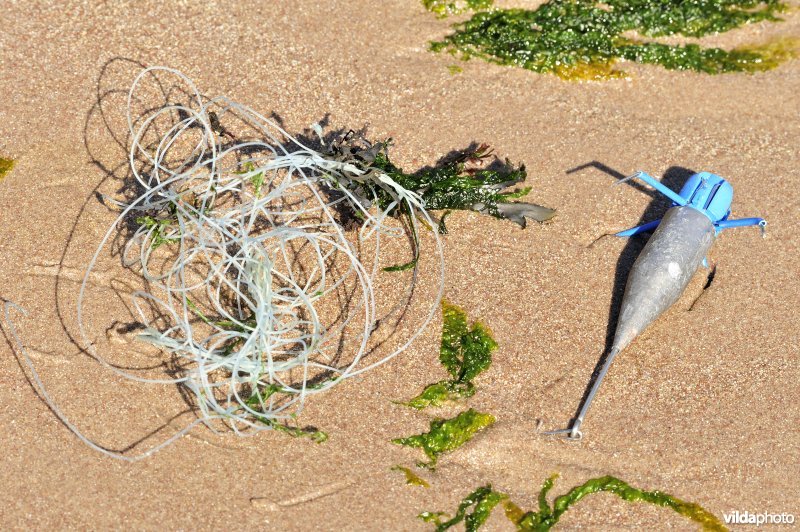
top-left (548, 170), bottom-right (766, 440)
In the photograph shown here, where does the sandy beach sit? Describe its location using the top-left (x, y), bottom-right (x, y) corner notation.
top-left (1, 1), bottom-right (798, 529)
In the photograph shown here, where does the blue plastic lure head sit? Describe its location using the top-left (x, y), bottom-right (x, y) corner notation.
top-left (614, 170), bottom-right (764, 238)
top-left (677, 172), bottom-right (732, 223)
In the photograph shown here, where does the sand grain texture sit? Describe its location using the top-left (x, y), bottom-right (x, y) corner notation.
top-left (0, 0), bottom-right (798, 530)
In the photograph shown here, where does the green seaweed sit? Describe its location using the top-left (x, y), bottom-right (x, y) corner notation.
top-left (403, 380), bottom-right (475, 409)
top-left (327, 137), bottom-right (555, 229)
top-left (235, 161), bottom-right (266, 195)
top-left (421, 485), bottom-right (507, 531)
top-left (423, 0), bottom-right (494, 18)
top-left (392, 408), bottom-right (495, 468)
top-left (392, 465), bottom-right (431, 487)
top-left (422, 474), bottom-right (728, 531)
top-left (262, 420), bottom-right (328, 443)
top-left (730, 37), bottom-right (799, 71)
top-left (136, 215), bottom-right (179, 249)
top-left (383, 259), bottom-right (419, 272)
top-left (429, 0), bottom-right (795, 79)
top-left (517, 474), bottom-right (727, 531)
top-left (402, 301), bottom-right (497, 409)
top-left (0, 157), bottom-right (14, 180)
top-left (244, 385), bottom-right (328, 443)
top-left (253, 412), bottom-right (328, 443)
top-left (440, 301), bottom-right (496, 383)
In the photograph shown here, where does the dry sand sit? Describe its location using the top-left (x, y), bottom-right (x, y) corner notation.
top-left (1, 1), bottom-right (798, 529)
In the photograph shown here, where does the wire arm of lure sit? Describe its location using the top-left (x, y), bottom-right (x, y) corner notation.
top-left (540, 347), bottom-right (621, 441)
top-left (616, 171), bottom-right (688, 207)
top-left (715, 217), bottom-right (767, 236)
top-left (615, 218), bottom-right (661, 238)
top-left (612, 170), bottom-right (684, 238)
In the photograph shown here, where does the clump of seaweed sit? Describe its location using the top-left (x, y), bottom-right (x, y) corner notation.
top-left (421, 474), bottom-right (727, 531)
top-left (401, 301), bottom-right (497, 409)
top-left (391, 302), bottom-right (498, 480)
top-left (429, 0), bottom-right (797, 79)
top-left (325, 136), bottom-right (555, 231)
top-left (393, 408), bottom-right (496, 468)
top-left (0, 157), bottom-right (14, 180)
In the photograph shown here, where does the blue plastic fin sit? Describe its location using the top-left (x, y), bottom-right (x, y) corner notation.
top-left (715, 217), bottom-right (767, 236)
top-left (616, 171), bottom-right (688, 206)
top-left (615, 218), bottom-right (661, 237)
top-left (702, 257), bottom-right (709, 268)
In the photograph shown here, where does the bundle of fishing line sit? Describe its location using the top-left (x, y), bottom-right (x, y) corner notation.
top-left (10, 66), bottom-right (444, 460)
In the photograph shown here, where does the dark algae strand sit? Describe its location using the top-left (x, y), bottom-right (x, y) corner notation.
top-left (422, 474), bottom-right (727, 531)
top-left (429, 0), bottom-right (796, 80)
top-left (327, 136), bottom-right (555, 230)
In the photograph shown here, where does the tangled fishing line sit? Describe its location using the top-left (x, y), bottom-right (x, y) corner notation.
top-left (6, 66), bottom-right (553, 461)
top-left (7, 66), bottom-right (448, 460)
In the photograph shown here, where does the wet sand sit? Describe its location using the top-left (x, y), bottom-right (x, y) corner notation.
top-left (0, 1), bottom-right (798, 529)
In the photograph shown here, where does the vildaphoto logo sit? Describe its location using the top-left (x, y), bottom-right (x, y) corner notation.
top-left (723, 510), bottom-right (795, 526)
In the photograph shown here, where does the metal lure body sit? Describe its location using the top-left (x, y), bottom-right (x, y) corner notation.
top-left (547, 171), bottom-right (766, 440)
top-left (613, 205), bottom-right (715, 354)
